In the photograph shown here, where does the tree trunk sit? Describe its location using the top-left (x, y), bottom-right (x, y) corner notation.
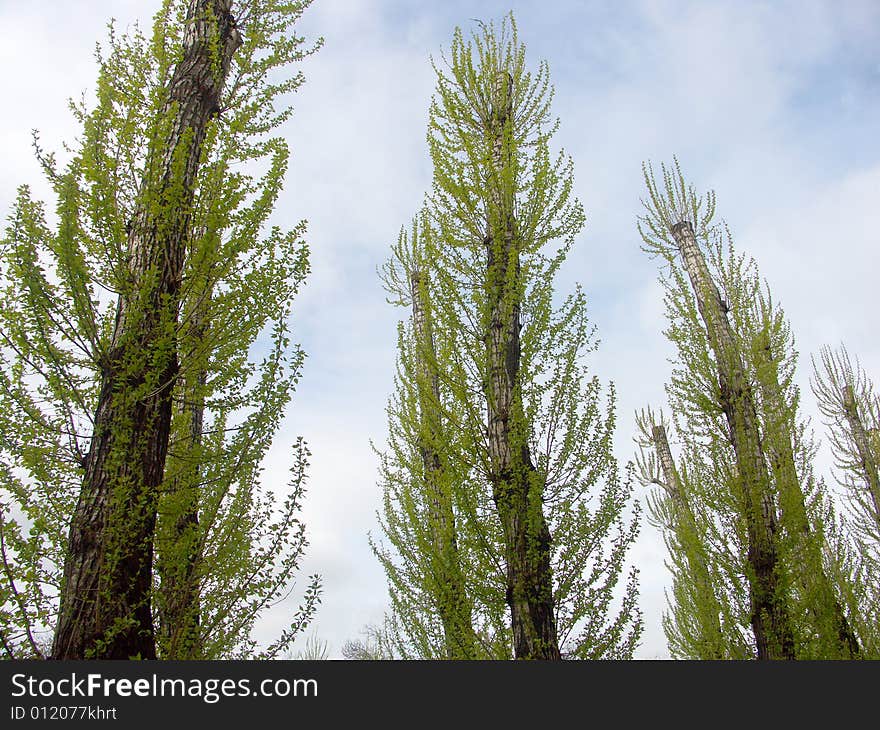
top-left (156, 290), bottom-right (209, 659)
top-left (755, 336), bottom-right (859, 657)
top-left (51, 0), bottom-right (241, 660)
top-left (652, 424), bottom-right (684, 509)
top-left (670, 221), bottom-right (795, 660)
top-left (651, 424), bottom-right (726, 659)
top-left (484, 72), bottom-right (560, 660)
top-left (842, 385), bottom-right (880, 530)
top-left (410, 269), bottom-right (477, 659)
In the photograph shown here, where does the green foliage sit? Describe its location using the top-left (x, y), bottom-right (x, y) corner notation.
top-left (0, 0), bottom-right (322, 659)
top-left (637, 159), bottom-right (866, 658)
top-left (373, 15), bottom-right (642, 659)
top-left (634, 408), bottom-right (750, 659)
top-left (373, 215), bottom-right (507, 658)
top-left (812, 346), bottom-right (880, 546)
top-left (811, 345), bottom-right (880, 654)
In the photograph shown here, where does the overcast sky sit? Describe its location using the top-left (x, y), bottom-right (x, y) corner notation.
top-left (1, 0), bottom-right (878, 659)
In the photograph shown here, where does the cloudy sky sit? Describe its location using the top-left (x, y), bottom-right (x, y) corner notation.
top-left (1, 0), bottom-right (878, 659)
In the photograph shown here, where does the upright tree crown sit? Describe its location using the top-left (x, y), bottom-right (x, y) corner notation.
top-left (638, 159), bottom-right (864, 659)
top-left (371, 15), bottom-right (641, 660)
top-left (0, 0), bottom-right (322, 659)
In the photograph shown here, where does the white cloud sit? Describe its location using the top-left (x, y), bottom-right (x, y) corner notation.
top-left (1, 0), bottom-right (877, 660)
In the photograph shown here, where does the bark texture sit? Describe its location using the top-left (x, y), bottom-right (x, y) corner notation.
top-left (410, 270), bottom-right (477, 659)
top-left (842, 385), bottom-right (880, 530)
top-left (670, 220), bottom-right (795, 660)
top-left (652, 424), bottom-right (684, 509)
top-left (755, 337), bottom-right (859, 657)
top-left (51, 0), bottom-right (241, 659)
top-left (484, 72), bottom-right (560, 660)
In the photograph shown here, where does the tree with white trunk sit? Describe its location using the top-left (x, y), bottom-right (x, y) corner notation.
top-left (637, 159), bottom-right (863, 659)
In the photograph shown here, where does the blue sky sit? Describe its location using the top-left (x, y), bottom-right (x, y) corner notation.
top-left (1, 0), bottom-right (878, 658)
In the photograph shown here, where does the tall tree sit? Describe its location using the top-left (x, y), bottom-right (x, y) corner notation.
top-left (751, 326), bottom-right (859, 658)
top-left (50, 0), bottom-right (243, 661)
top-left (374, 215), bottom-right (481, 659)
top-left (373, 15), bottom-right (641, 660)
top-left (812, 346), bottom-right (880, 546)
top-left (639, 159), bottom-right (859, 658)
top-left (640, 161), bottom-right (794, 659)
top-left (0, 0), bottom-right (321, 660)
top-left (811, 345), bottom-right (880, 655)
top-left (634, 408), bottom-right (741, 659)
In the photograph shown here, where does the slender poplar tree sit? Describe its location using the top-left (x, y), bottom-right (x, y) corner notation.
top-left (0, 0), bottom-right (321, 659)
top-left (812, 346), bottom-right (880, 547)
top-left (634, 408), bottom-right (746, 659)
top-left (373, 214), bottom-right (487, 659)
top-left (373, 15), bottom-right (641, 660)
top-left (638, 159), bottom-right (861, 659)
top-left (811, 345), bottom-right (880, 655)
